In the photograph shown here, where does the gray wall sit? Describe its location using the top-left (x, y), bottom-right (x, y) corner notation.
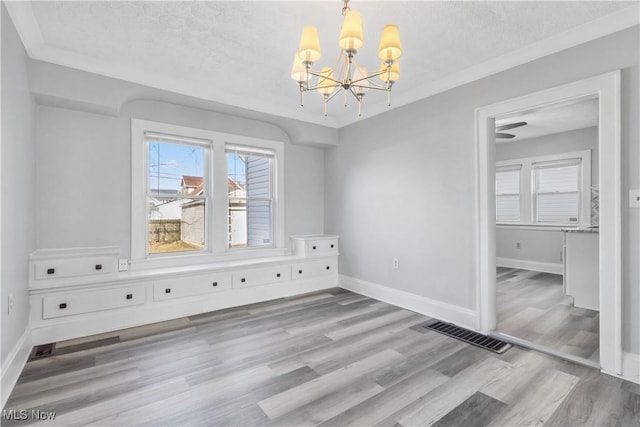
top-left (325, 27), bottom-right (640, 353)
top-left (495, 126), bottom-right (598, 264)
top-left (1, 4), bottom-right (37, 363)
top-left (35, 99), bottom-right (325, 255)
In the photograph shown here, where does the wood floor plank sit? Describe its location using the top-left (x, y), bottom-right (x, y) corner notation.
top-left (488, 368), bottom-right (580, 426)
top-left (319, 367), bottom-right (449, 427)
top-left (431, 391), bottom-right (507, 427)
top-left (396, 356), bottom-right (513, 426)
top-left (258, 348), bottom-right (405, 419)
top-left (267, 379), bottom-right (384, 426)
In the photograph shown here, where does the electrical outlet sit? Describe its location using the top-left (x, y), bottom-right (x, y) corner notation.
top-left (630, 189), bottom-right (640, 208)
top-left (516, 242), bottom-right (521, 249)
top-left (8, 294), bottom-right (14, 316)
top-left (392, 258), bottom-right (399, 269)
top-left (118, 259), bottom-right (130, 272)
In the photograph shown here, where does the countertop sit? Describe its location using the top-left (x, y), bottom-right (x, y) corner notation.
top-left (561, 226), bottom-right (599, 234)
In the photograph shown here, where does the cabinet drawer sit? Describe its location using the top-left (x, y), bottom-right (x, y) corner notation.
top-left (153, 272), bottom-right (231, 301)
top-left (305, 239), bottom-right (338, 256)
top-left (34, 256), bottom-right (116, 280)
top-left (43, 286), bottom-right (145, 319)
top-left (292, 259), bottom-right (337, 280)
top-left (233, 265), bottom-right (291, 288)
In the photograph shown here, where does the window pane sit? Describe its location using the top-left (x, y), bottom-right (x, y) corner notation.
top-left (496, 169), bottom-right (520, 194)
top-left (496, 168), bottom-right (520, 222)
top-left (496, 195), bottom-right (520, 222)
top-left (148, 197), bottom-right (205, 253)
top-left (227, 151), bottom-right (273, 248)
top-left (537, 193), bottom-right (579, 223)
top-left (534, 161), bottom-right (580, 224)
top-left (149, 142), bottom-right (204, 195)
top-left (535, 164), bottom-right (579, 193)
top-left (147, 140), bottom-right (206, 254)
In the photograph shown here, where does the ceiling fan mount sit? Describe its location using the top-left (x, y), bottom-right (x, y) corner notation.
top-left (495, 121), bottom-right (527, 139)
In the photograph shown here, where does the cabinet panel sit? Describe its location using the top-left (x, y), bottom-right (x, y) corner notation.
top-left (232, 265), bottom-right (291, 288)
top-left (43, 285), bottom-right (145, 319)
top-left (153, 272), bottom-right (232, 301)
top-left (292, 259), bottom-right (337, 280)
top-left (34, 256), bottom-right (116, 280)
top-left (305, 239), bottom-right (339, 256)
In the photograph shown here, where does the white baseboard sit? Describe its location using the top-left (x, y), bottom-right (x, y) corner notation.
top-left (339, 274), bottom-right (477, 331)
top-left (1, 325), bottom-right (32, 409)
top-left (496, 257), bottom-right (563, 275)
top-left (622, 352), bottom-right (640, 384)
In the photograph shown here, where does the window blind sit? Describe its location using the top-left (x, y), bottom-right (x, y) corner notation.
top-left (496, 167), bottom-right (521, 222)
top-left (533, 160), bottom-right (580, 224)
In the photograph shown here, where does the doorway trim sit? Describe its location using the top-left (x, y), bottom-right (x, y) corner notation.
top-left (474, 71), bottom-right (622, 376)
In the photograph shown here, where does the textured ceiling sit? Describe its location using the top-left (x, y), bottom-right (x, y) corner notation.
top-left (6, 1), bottom-right (639, 128)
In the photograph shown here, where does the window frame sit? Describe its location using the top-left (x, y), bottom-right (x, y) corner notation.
top-left (131, 119), bottom-right (285, 269)
top-left (496, 150), bottom-right (591, 227)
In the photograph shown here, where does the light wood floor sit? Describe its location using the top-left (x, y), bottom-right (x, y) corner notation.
top-left (496, 268), bottom-right (599, 362)
top-left (4, 288), bottom-right (638, 426)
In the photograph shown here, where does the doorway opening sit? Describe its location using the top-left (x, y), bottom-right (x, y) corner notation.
top-left (475, 71), bottom-right (622, 376)
top-left (493, 97), bottom-right (600, 367)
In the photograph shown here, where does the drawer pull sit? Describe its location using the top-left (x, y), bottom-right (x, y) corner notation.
top-left (298, 270), bottom-right (303, 274)
top-left (47, 268), bottom-right (55, 275)
top-left (241, 278), bottom-right (246, 283)
top-left (312, 245), bottom-right (317, 250)
top-left (331, 244), bottom-right (335, 248)
top-left (212, 282), bottom-right (218, 287)
top-left (276, 273), bottom-right (281, 278)
top-left (326, 266), bottom-right (331, 270)
top-left (126, 294), bottom-right (133, 300)
top-left (95, 264), bottom-right (102, 270)
top-left (165, 288), bottom-right (171, 294)
top-left (59, 303), bottom-right (67, 309)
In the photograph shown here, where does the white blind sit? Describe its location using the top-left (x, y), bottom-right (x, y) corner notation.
top-left (534, 160), bottom-right (580, 224)
top-left (496, 167), bottom-right (521, 222)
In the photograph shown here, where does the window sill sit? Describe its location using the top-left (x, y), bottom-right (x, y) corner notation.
top-left (129, 247), bottom-right (290, 271)
top-left (496, 224), bottom-right (582, 231)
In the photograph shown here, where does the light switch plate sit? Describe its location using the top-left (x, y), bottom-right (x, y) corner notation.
top-left (630, 189), bottom-right (640, 208)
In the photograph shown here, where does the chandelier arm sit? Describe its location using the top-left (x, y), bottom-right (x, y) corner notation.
top-left (305, 83), bottom-right (341, 92)
top-left (325, 88), bottom-right (343, 103)
top-left (348, 87), bottom-right (361, 101)
top-left (306, 69), bottom-right (343, 86)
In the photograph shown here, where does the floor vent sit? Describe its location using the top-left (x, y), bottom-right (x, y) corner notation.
top-left (423, 320), bottom-right (512, 354)
top-left (30, 343), bottom-right (56, 360)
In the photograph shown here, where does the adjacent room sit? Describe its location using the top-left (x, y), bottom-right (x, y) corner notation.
top-left (1, 1), bottom-right (639, 426)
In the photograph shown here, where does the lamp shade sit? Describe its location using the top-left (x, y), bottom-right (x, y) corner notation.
top-left (379, 61), bottom-right (400, 83)
top-left (317, 67), bottom-right (336, 95)
top-left (298, 25), bottom-right (322, 63)
top-left (339, 10), bottom-right (364, 50)
top-left (291, 54), bottom-right (308, 82)
top-left (378, 24), bottom-right (402, 61)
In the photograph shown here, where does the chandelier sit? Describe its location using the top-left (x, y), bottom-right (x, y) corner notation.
top-left (291, 0), bottom-right (402, 117)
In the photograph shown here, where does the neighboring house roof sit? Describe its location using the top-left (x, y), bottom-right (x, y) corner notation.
top-left (180, 175), bottom-right (244, 197)
top-left (181, 175), bottom-right (202, 188)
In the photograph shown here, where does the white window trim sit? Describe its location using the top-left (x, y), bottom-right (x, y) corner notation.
top-left (496, 150), bottom-right (591, 227)
top-left (131, 119), bottom-right (285, 270)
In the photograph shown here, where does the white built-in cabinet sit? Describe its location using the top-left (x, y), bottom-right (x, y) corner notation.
top-left (29, 235), bottom-right (339, 344)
